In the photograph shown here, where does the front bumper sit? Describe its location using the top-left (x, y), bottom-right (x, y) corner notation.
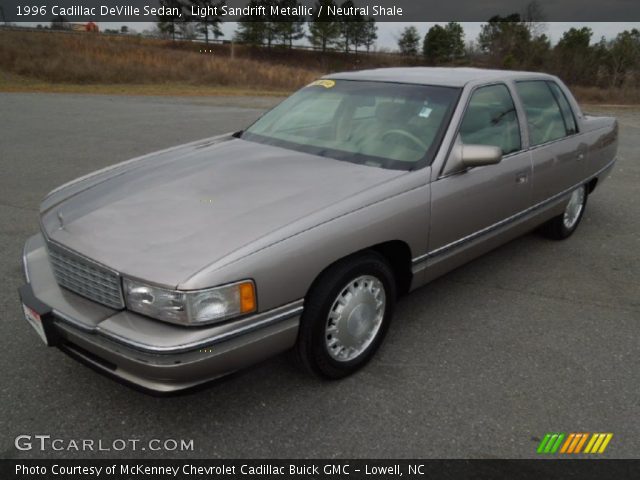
top-left (20, 234), bottom-right (302, 393)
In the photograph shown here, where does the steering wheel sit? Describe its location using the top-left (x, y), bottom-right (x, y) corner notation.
top-left (381, 129), bottom-right (428, 151)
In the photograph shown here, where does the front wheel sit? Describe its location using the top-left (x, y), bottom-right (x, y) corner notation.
top-left (294, 252), bottom-right (396, 379)
top-left (540, 184), bottom-right (588, 240)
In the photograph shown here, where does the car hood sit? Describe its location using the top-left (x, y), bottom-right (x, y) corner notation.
top-left (41, 137), bottom-right (405, 288)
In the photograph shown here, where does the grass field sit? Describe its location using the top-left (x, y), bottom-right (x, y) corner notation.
top-left (0, 71), bottom-right (289, 97)
top-left (0, 29), bottom-right (638, 104)
top-left (0, 30), bottom-right (320, 94)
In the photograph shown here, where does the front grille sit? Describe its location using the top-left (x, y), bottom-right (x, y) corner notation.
top-left (47, 241), bottom-right (125, 309)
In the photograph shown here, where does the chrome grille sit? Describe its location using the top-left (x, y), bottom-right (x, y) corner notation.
top-left (47, 242), bottom-right (125, 309)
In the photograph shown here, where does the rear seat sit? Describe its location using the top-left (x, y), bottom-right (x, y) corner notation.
top-left (525, 107), bottom-right (566, 145)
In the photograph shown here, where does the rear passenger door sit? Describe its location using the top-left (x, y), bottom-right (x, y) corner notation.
top-left (429, 83), bottom-right (532, 256)
top-left (515, 80), bottom-right (586, 204)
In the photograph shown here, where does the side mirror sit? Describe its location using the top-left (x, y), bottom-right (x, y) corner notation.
top-left (442, 137), bottom-right (504, 176)
top-left (460, 144), bottom-right (503, 168)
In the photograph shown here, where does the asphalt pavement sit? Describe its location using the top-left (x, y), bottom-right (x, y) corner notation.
top-left (1, 93), bottom-right (638, 459)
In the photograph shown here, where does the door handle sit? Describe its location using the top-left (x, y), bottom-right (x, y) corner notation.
top-left (515, 171), bottom-right (529, 184)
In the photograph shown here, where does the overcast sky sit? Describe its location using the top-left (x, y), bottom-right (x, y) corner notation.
top-left (95, 21), bottom-right (640, 49)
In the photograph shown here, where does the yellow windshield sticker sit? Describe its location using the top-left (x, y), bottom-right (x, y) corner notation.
top-left (308, 79), bottom-right (336, 89)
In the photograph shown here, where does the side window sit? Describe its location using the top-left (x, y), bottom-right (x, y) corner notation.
top-left (547, 82), bottom-right (578, 135)
top-left (516, 81), bottom-right (569, 146)
top-left (459, 84), bottom-right (521, 155)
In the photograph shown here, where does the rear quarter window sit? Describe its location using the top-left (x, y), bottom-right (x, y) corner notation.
top-left (515, 81), bottom-right (570, 146)
top-left (547, 81), bottom-right (578, 135)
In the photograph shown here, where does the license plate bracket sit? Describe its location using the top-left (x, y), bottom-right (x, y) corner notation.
top-left (18, 284), bottom-right (61, 347)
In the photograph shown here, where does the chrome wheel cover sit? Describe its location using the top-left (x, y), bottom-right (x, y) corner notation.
top-left (563, 186), bottom-right (585, 230)
top-left (325, 275), bottom-right (386, 362)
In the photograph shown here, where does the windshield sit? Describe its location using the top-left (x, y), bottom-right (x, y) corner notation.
top-left (241, 80), bottom-right (460, 170)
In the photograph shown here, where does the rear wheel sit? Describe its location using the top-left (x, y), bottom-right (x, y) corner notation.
top-left (294, 252), bottom-right (396, 379)
top-left (540, 184), bottom-right (587, 240)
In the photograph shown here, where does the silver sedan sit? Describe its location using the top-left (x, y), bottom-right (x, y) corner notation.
top-left (19, 68), bottom-right (618, 393)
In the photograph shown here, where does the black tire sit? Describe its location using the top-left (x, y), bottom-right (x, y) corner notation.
top-left (294, 252), bottom-right (396, 379)
top-left (540, 185), bottom-right (588, 240)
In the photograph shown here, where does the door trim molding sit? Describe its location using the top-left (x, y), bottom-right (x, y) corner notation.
top-left (413, 157), bottom-right (616, 267)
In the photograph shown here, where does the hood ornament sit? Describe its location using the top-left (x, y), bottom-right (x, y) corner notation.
top-left (57, 211), bottom-right (65, 230)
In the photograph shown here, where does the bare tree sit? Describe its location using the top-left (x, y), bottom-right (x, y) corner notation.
top-left (523, 0), bottom-right (546, 38)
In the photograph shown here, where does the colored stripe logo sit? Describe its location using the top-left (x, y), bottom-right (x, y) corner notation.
top-left (537, 433), bottom-right (613, 454)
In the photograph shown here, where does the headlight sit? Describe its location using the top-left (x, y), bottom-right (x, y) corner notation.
top-left (123, 278), bottom-right (256, 326)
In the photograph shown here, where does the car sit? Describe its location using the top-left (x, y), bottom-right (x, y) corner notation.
top-left (19, 67), bottom-right (618, 393)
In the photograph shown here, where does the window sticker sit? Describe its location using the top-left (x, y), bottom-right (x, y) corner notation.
top-left (307, 79), bottom-right (336, 89)
top-left (419, 106), bottom-right (433, 118)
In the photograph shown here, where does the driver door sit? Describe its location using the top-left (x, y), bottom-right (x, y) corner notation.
top-left (427, 83), bottom-right (532, 267)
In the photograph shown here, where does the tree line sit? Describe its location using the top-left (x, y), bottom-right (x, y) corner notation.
top-left (156, 0), bottom-right (378, 52)
top-left (155, 0), bottom-right (639, 89)
top-left (398, 18), bottom-right (640, 89)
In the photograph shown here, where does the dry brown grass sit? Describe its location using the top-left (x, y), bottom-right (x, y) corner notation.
top-left (1, 29), bottom-right (638, 105)
top-left (0, 75), bottom-right (288, 97)
top-left (0, 30), bottom-right (320, 92)
top-left (572, 85), bottom-right (640, 106)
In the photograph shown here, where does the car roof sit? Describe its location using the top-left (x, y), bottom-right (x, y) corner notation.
top-left (325, 67), bottom-right (556, 88)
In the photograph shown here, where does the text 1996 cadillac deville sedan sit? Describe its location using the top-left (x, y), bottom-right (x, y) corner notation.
top-left (19, 68), bottom-right (618, 393)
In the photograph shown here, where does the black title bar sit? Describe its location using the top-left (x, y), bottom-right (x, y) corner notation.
top-left (2, 0), bottom-right (640, 22)
top-left (4, 459), bottom-right (640, 480)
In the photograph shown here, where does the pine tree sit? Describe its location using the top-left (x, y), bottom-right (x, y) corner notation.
top-left (234, 0), bottom-right (269, 45)
top-left (423, 22), bottom-right (465, 63)
top-left (398, 26), bottom-right (420, 56)
top-left (195, 0), bottom-right (225, 44)
top-left (308, 0), bottom-right (341, 52)
top-left (275, 0), bottom-right (306, 48)
top-left (156, 0), bottom-right (187, 41)
top-left (362, 17), bottom-right (378, 53)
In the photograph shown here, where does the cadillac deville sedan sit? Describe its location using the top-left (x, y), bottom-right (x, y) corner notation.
top-left (19, 68), bottom-right (618, 393)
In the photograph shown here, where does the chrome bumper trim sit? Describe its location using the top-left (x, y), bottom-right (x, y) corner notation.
top-left (22, 242), bottom-right (30, 283)
top-left (52, 300), bottom-right (304, 355)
